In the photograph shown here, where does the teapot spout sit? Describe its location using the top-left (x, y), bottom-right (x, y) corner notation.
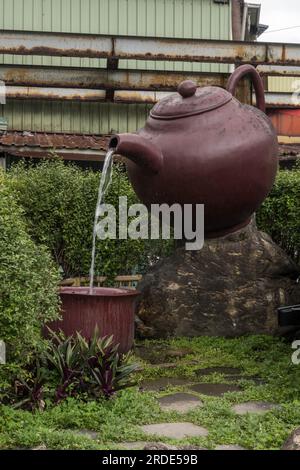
top-left (109, 133), bottom-right (163, 173)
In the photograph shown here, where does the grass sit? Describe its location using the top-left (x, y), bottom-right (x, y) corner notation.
top-left (1, 335), bottom-right (300, 450)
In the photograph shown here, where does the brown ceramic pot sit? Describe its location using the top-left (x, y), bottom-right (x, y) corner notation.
top-left (46, 287), bottom-right (139, 353)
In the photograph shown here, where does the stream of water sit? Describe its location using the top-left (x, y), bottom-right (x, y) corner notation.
top-left (89, 148), bottom-right (115, 294)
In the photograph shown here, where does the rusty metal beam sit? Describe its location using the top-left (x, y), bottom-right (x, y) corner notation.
top-left (0, 65), bottom-right (230, 91)
top-left (263, 92), bottom-right (299, 108)
top-left (114, 90), bottom-right (170, 103)
top-left (253, 91), bottom-right (299, 108)
top-left (6, 86), bottom-right (299, 109)
top-left (5, 85), bottom-right (169, 103)
top-left (1, 30), bottom-right (300, 66)
top-left (258, 65), bottom-right (300, 77)
top-left (0, 145), bottom-right (107, 161)
top-left (6, 86), bottom-right (107, 101)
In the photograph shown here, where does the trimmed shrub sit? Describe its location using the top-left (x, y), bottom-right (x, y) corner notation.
top-left (0, 171), bottom-right (60, 372)
top-left (8, 159), bottom-right (174, 279)
top-left (257, 167), bottom-right (300, 264)
top-left (7, 160), bottom-right (300, 276)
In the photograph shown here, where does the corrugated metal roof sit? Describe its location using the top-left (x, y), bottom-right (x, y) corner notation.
top-left (0, 131), bottom-right (110, 151)
top-left (0, 131), bottom-right (111, 162)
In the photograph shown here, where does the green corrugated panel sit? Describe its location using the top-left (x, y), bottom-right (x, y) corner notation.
top-left (0, 100), bottom-right (152, 133)
top-left (0, 0), bottom-right (232, 134)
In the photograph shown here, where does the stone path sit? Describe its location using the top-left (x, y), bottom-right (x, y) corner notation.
top-left (141, 422), bottom-right (209, 439)
top-left (62, 361), bottom-right (277, 451)
top-left (135, 378), bottom-right (278, 449)
top-left (73, 429), bottom-right (98, 439)
top-left (71, 395), bottom-right (278, 451)
top-left (196, 367), bottom-right (242, 376)
top-left (135, 345), bottom-right (193, 365)
top-left (195, 367), bottom-right (266, 386)
top-left (158, 393), bottom-right (203, 413)
top-left (190, 383), bottom-right (242, 396)
top-left (232, 402), bottom-right (278, 415)
top-left (140, 377), bottom-right (193, 391)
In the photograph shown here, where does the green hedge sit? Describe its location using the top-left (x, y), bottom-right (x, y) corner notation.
top-left (8, 159), bottom-right (298, 286)
top-left (7, 159), bottom-right (173, 279)
top-left (257, 166), bottom-right (300, 264)
top-left (0, 171), bottom-right (60, 374)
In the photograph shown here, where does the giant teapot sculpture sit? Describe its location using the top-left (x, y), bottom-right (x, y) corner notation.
top-left (109, 65), bottom-right (278, 237)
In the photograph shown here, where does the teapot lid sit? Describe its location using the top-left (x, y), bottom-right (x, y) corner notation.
top-left (150, 81), bottom-right (232, 120)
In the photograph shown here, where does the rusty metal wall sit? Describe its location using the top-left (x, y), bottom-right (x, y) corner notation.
top-left (269, 109), bottom-right (300, 139)
top-left (0, 0), bottom-right (232, 71)
top-left (0, 0), bottom-right (232, 134)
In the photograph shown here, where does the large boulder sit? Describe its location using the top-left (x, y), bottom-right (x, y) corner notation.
top-left (282, 428), bottom-right (300, 450)
top-left (136, 221), bottom-right (300, 339)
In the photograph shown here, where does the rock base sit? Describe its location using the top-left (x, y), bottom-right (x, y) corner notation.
top-left (136, 221), bottom-right (299, 339)
top-left (282, 428), bottom-right (300, 450)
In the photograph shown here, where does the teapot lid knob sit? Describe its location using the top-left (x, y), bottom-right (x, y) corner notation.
top-left (178, 80), bottom-right (197, 98)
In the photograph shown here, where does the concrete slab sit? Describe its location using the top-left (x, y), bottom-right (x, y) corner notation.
top-left (232, 402), bottom-right (278, 415)
top-left (158, 393), bottom-right (203, 413)
top-left (190, 383), bottom-right (242, 396)
top-left (141, 422), bottom-right (209, 439)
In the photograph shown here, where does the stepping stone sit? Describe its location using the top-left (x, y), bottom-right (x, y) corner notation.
top-left (158, 393), bottom-right (203, 413)
top-left (135, 345), bottom-right (193, 365)
top-left (147, 360), bottom-right (199, 371)
top-left (74, 429), bottom-right (98, 440)
top-left (215, 445), bottom-right (245, 450)
top-left (140, 377), bottom-right (191, 391)
top-left (190, 383), bottom-right (242, 396)
top-left (225, 375), bottom-right (266, 385)
top-left (196, 367), bottom-right (242, 377)
top-left (141, 422), bottom-right (209, 439)
top-left (232, 402), bottom-right (278, 415)
top-left (164, 348), bottom-right (194, 359)
top-left (120, 441), bottom-right (148, 450)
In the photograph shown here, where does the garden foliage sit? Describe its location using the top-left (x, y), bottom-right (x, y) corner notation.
top-left (257, 166), bottom-right (300, 264)
top-left (0, 171), bottom-right (60, 378)
top-left (7, 328), bottom-right (138, 409)
top-left (7, 159), bottom-right (174, 279)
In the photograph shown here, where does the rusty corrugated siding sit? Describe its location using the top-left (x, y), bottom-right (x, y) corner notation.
top-left (0, 0), bottom-right (232, 134)
top-left (269, 109), bottom-right (300, 137)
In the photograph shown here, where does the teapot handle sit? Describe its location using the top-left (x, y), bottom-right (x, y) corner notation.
top-left (226, 64), bottom-right (266, 113)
